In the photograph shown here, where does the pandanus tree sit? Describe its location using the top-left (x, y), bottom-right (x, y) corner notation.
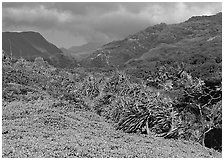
top-left (145, 63), bottom-right (222, 146)
top-left (110, 62), bottom-right (221, 149)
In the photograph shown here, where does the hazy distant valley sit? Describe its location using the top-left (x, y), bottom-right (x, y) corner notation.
top-left (60, 42), bottom-right (103, 61)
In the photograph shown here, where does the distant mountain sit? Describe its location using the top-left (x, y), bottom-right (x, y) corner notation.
top-left (69, 42), bottom-right (103, 53)
top-left (60, 42), bottom-right (103, 61)
top-left (81, 12), bottom-right (222, 81)
top-left (60, 47), bottom-right (72, 55)
top-left (2, 31), bottom-right (77, 68)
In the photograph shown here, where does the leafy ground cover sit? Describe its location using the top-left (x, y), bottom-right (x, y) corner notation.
top-left (2, 99), bottom-right (221, 158)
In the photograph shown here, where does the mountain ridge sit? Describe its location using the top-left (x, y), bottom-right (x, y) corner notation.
top-left (81, 12), bottom-right (221, 69)
top-left (2, 31), bottom-right (77, 68)
top-left (80, 12), bottom-right (222, 81)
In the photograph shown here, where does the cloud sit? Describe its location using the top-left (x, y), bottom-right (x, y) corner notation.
top-left (3, 5), bottom-right (74, 27)
top-left (2, 2), bottom-right (222, 48)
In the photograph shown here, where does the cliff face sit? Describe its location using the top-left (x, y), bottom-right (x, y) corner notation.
top-left (3, 31), bottom-right (62, 57)
top-left (2, 31), bottom-right (77, 68)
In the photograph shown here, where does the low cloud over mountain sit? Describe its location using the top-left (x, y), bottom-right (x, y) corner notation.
top-left (2, 2), bottom-right (221, 48)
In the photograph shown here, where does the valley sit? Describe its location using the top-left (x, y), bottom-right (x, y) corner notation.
top-left (2, 11), bottom-right (222, 158)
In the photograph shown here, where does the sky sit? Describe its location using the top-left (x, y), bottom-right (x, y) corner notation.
top-left (2, 2), bottom-right (222, 48)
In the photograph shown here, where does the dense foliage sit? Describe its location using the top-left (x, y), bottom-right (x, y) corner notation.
top-left (2, 56), bottom-right (222, 151)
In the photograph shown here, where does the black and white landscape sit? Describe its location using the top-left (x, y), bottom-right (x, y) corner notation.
top-left (2, 2), bottom-right (222, 158)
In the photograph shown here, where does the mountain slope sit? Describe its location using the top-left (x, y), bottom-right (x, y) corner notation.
top-left (2, 31), bottom-right (77, 68)
top-left (2, 31), bottom-right (62, 58)
top-left (81, 12), bottom-right (222, 78)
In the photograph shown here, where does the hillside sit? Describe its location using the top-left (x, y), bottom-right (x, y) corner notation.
top-left (2, 31), bottom-right (77, 68)
top-left (2, 11), bottom-right (222, 158)
top-left (2, 56), bottom-right (222, 157)
top-left (81, 12), bottom-right (221, 81)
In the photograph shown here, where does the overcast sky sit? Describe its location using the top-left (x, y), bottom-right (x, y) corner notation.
top-left (2, 2), bottom-right (222, 48)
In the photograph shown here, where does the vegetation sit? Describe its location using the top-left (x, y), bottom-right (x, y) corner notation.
top-left (2, 55), bottom-right (222, 157)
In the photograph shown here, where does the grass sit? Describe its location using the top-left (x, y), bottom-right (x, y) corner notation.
top-left (2, 97), bottom-right (222, 158)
